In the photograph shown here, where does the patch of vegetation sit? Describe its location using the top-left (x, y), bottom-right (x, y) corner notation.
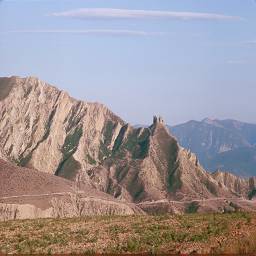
top-left (248, 189), bottom-right (256, 200)
top-left (112, 126), bottom-right (126, 154)
top-left (99, 142), bottom-right (111, 161)
top-left (123, 133), bottom-right (138, 153)
top-left (103, 121), bottom-right (115, 145)
top-left (219, 231), bottom-right (256, 254)
top-left (55, 156), bottom-right (81, 179)
top-left (55, 127), bottom-right (83, 177)
top-left (167, 162), bottom-right (182, 193)
top-left (96, 122), bottom-right (119, 161)
top-left (114, 128), bottom-right (150, 160)
top-left (0, 213), bottom-right (256, 254)
top-left (133, 186), bottom-right (144, 201)
top-left (18, 154), bottom-right (33, 167)
top-left (86, 154), bottom-right (97, 165)
top-left (62, 127), bottom-right (83, 156)
top-left (186, 201), bottom-right (200, 213)
top-left (135, 139), bottom-right (150, 159)
top-left (122, 237), bottom-right (142, 252)
top-left (204, 180), bottom-right (218, 196)
top-left (108, 224), bottom-right (128, 235)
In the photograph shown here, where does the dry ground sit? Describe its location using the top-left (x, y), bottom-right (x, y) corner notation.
top-left (1, 212), bottom-right (256, 254)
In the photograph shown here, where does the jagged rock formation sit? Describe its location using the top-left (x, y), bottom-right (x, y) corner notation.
top-left (0, 76), bottom-right (255, 217)
top-left (0, 76), bottom-right (124, 182)
top-left (88, 117), bottom-right (256, 203)
top-left (212, 171), bottom-right (256, 197)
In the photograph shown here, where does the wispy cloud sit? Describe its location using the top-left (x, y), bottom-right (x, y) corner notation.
top-left (244, 40), bottom-right (256, 45)
top-left (51, 8), bottom-right (241, 21)
top-left (3, 29), bottom-right (164, 37)
top-left (227, 60), bottom-right (247, 65)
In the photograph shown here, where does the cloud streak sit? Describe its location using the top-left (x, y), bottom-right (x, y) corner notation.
top-left (227, 60), bottom-right (247, 65)
top-left (51, 8), bottom-right (241, 21)
top-left (245, 40), bottom-right (256, 45)
top-left (4, 29), bottom-right (164, 37)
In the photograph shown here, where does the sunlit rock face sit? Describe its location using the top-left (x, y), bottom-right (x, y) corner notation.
top-left (0, 76), bottom-right (255, 209)
top-left (0, 76), bottom-right (124, 181)
top-left (88, 116), bottom-right (256, 203)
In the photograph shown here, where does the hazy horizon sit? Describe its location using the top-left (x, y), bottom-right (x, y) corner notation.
top-left (1, 0), bottom-right (256, 125)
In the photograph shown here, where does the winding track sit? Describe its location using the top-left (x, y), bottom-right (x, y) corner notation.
top-left (0, 193), bottom-right (255, 205)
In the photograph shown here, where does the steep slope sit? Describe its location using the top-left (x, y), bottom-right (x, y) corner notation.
top-left (87, 117), bottom-right (255, 203)
top-left (219, 119), bottom-right (256, 146)
top-left (0, 159), bottom-right (142, 220)
top-left (0, 76), bottom-right (124, 181)
top-left (211, 170), bottom-right (256, 197)
top-left (0, 158), bottom-right (75, 198)
top-left (171, 118), bottom-right (256, 176)
top-left (0, 76), bottom-right (255, 214)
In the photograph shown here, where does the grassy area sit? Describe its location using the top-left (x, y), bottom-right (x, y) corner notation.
top-left (0, 213), bottom-right (256, 254)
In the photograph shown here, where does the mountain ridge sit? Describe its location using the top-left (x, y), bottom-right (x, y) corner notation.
top-left (0, 76), bottom-right (256, 217)
top-left (0, 76), bottom-right (125, 181)
top-left (171, 118), bottom-right (256, 176)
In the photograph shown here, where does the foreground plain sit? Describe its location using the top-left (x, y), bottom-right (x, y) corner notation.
top-left (0, 213), bottom-right (256, 254)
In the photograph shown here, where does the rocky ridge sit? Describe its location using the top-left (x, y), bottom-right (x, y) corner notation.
top-left (0, 76), bottom-right (124, 182)
top-left (0, 76), bottom-right (256, 218)
top-left (88, 116), bottom-right (256, 203)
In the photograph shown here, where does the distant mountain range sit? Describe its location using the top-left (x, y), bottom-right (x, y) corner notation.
top-left (171, 118), bottom-right (256, 177)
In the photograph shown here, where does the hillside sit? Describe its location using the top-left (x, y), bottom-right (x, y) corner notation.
top-left (89, 116), bottom-right (255, 203)
top-left (171, 118), bottom-right (256, 176)
top-left (0, 76), bottom-right (124, 181)
top-left (0, 76), bottom-right (256, 217)
top-left (0, 159), bottom-right (142, 219)
top-left (0, 159), bottom-right (75, 199)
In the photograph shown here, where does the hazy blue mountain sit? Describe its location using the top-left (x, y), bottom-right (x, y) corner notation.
top-left (170, 118), bottom-right (256, 177)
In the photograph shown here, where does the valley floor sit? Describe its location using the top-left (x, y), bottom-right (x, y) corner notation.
top-left (0, 213), bottom-right (256, 254)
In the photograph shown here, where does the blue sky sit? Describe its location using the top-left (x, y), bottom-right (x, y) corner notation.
top-left (0, 0), bottom-right (256, 125)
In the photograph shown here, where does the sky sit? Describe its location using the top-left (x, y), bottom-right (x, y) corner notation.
top-left (0, 0), bottom-right (256, 125)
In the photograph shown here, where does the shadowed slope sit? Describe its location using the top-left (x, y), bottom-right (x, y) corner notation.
top-left (88, 117), bottom-right (256, 203)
